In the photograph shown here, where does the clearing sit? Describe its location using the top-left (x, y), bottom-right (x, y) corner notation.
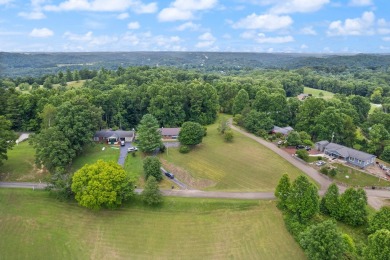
top-left (0, 141), bottom-right (48, 182)
top-left (0, 189), bottom-right (305, 260)
top-left (160, 122), bottom-right (303, 191)
top-left (304, 87), bottom-right (334, 99)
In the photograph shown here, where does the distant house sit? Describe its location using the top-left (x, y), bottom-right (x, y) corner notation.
top-left (315, 141), bottom-right (376, 168)
top-left (297, 93), bottom-right (312, 101)
top-left (94, 130), bottom-right (135, 144)
top-left (271, 126), bottom-right (294, 136)
top-left (159, 128), bottom-right (180, 140)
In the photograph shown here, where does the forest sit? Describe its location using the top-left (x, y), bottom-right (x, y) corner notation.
top-left (1, 62), bottom-right (390, 193)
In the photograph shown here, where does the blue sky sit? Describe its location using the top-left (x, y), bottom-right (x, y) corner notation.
top-left (1, 0), bottom-right (390, 53)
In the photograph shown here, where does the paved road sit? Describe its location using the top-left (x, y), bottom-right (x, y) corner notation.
top-left (0, 182), bottom-right (47, 189)
top-left (160, 167), bottom-right (188, 189)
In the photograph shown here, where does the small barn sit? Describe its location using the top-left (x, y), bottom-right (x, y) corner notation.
top-left (94, 130), bottom-right (135, 144)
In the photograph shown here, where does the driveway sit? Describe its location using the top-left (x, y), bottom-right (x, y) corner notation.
top-left (118, 142), bottom-right (132, 166)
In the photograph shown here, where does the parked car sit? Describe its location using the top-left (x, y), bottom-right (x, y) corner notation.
top-left (296, 145), bottom-right (311, 151)
top-left (316, 161), bottom-right (326, 166)
top-left (165, 172), bottom-right (174, 179)
top-left (127, 146), bottom-right (138, 152)
top-left (120, 140), bottom-right (125, 146)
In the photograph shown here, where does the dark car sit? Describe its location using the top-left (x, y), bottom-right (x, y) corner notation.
top-left (296, 145), bottom-right (311, 151)
top-left (165, 172), bottom-right (174, 179)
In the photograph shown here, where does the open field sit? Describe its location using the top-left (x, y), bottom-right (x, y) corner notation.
top-left (70, 143), bottom-right (120, 172)
top-left (160, 122), bottom-right (304, 192)
top-left (303, 87), bottom-right (334, 99)
top-left (332, 163), bottom-right (390, 188)
top-left (0, 141), bottom-right (48, 182)
top-left (0, 189), bottom-right (305, 260)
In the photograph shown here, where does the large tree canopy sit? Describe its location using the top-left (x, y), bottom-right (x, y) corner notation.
top-left (179, 121), bottom-right (205, 146)
top-left (0, 116), bottom-right (16, 167)
top-left (71, 160), bottom-right (134, 210)
top-left (137, 114), bottom-right (162, 153)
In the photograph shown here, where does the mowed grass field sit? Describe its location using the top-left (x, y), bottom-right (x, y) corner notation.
top-left (160, 122), bottom-right (303, 191)
top-left (0, 189), bottom-right (305, 260)
top-left (0, 141), bottom-right (48, 182)
top-left (304, 87), bottom-right (334, 99)
top-left (70, 143), bottom-right (120, 172)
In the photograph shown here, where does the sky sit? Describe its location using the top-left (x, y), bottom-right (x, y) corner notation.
top-left (1, 0), bottom-right (390, 53)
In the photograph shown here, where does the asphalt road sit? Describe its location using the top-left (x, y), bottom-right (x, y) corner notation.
top-left (118, 142), bottom-right (133, 166)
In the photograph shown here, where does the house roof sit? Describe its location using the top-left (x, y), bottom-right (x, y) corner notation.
top-left (324, 142), bottom-right (376, 161)
top-left (315, 140), bottom-right (330, 146)
top-left (94, 130), bottom-right (134, 139)
top-left (272, 126), bottom-right (294, 135)
top-left (160, 128), bottom-right (180, 136)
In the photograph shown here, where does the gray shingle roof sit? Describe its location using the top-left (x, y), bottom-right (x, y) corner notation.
top-left (324, 142), bottom-right (375, 161)
top-left (160, 128), bottom-right (180, 136)
top-left (272, 126), bottom-right (294, 135)
top-left (94, 130), bottom-right (134, 139)
top-left (316, 140), bottom-right (329, 146)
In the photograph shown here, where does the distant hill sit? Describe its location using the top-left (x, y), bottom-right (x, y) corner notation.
top-left (1, 52), bottom-right (390, 78)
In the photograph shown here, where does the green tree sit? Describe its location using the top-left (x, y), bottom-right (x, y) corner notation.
top-left (141, 176), bottom-right (163, 205)
top-left (31, 127), bottom-right (75, 173)
top-left (367, 124), bottom-right (390, 156)
top-left (287, 131), bottom-right (302, 146)
top-left (287, 175), bottom-right (319, 223)
top-left (300, 220), bottom-right (346, 260)
top-left (71, 160), bottom-right (134, 210)
top-left (39, 104), bottom-right (57, 129)
top-left (179, 121), bottom-right (205, 146)
top-left (217, 117), bottom-right (230, 134)
top-left (320, 183), bottom-right (340, 218)
top-left (137, 114), bottom-right (162, 153)
top-left (143, 156), bottom-right (162, 181)
top-left (0, 116), bottom-right (16, 166)
top-left (232, 89), bottom-right (249, 115)
top-left (243, 110), bottom-right (274, 134)
top-left (381, 146), bottom-right (390, 163)
top-left (274, 174), bottom-right (291, 209)
top-left (368, 206), bottom-right (390, 234)
top-left (296, 149), bottom-right (309, 161)
top-left (364, 229), bottom-right (390, 260)
top-left (338, 188), bottom-right (368, 226)
top-left (224, 130), bottom-right (234, 142)
top-left (43, 77), bottom-right (53, 89)
top-left (348, 95), bottom-right (371, 122)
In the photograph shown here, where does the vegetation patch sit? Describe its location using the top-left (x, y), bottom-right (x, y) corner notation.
top-left (161, 121), bottom-right (303, 191)
top-left (303, 87), bottom-right (334, 99)
top-left (0, 189), bottom-right (305, 260)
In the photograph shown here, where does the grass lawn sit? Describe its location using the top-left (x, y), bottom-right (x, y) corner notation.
top-left (0, 189), bottom-right (305, 260)
top-left (0, 141), bottom-right (48, 182)
top-left (160, 122), bottom-right (304, 192)
top-left (70, 143), bottom-right (119, 173)
top-left (304, 87), bottom-right (334, 99)
top-left (332, 163), bottom-right (390, 188)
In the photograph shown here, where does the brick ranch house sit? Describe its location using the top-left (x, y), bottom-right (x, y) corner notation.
top-left (315, 141), bottom-right (376, 169)
top-left (159, 128), bottom-right (180, 140)
top-left (93, 130), bottom-right (135, 144)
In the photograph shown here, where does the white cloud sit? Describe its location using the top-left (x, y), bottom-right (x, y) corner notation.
top-left (18, 11), bottom-right (46, 19)
top-left (117, 12), bottom-right (129, 19)
top-left (327, 11), bottom-right (375, 36)
top-left (377, 19), bottom-right (390, 35)
top-left (240, 30), bottom-right (256, 39)
top-left (30, 28), bottom-right (54, 37)
top-left (64, 31), bottom-right (118, 45)
top-left (175, 22), bottom-right (200, 31)
top-left (158, 0), bottom-right (217, 22)
top-left (301, 44), bottom-right (308, 49)
top-left (300, 26), bottom-right (317, 35)
top-left (44, 0), bottom-right (158, 13)
top-left (349, 0), bottom-right (372, 6)
top-left (383, 37), bottom-right (390, 42)
top-left (233, 13), bottom-right (292, 31)
top-left (196, 32), bottom-right (216, 48)
top-left (255, 33), bottom-right (294, 43)
top-left (127, 21), bottom-right (140, 29)
top-left (269, 0), bottom-right (329, 14)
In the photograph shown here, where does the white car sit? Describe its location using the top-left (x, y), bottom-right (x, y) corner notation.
top-left (316, 161), bottom-right (326, 166)
top-left (127, 146), bottom-right (138, 152)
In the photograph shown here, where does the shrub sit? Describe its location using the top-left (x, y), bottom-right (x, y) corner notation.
top-left (296, 149), bottom-right (309, 162)
top-left (320, 167), bottom-right (329, 175)
top-left (302, 139), bottom-right (313, 146)
top-left (224, 130), bottom-right (234, 142)
top-left (159, 143), bottom-right (166, 153)
top-left (329, 168), bottom-right (337, 177)
top-left (317, 156), bottom-right (323, 160)
top-left (256, 129), bottom-right (268, 139)
top-left (233, 114), bottom-right (243, 126)
top-left (179, 145), bottom-right (190, 153)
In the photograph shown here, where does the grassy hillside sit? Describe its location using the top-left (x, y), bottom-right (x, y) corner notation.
top-left (303, 87), bottom-right (334, 99)
top-left (160, 121), bottom-right (303, 191)
top-left (0, 189), bottom-right (305, 259)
